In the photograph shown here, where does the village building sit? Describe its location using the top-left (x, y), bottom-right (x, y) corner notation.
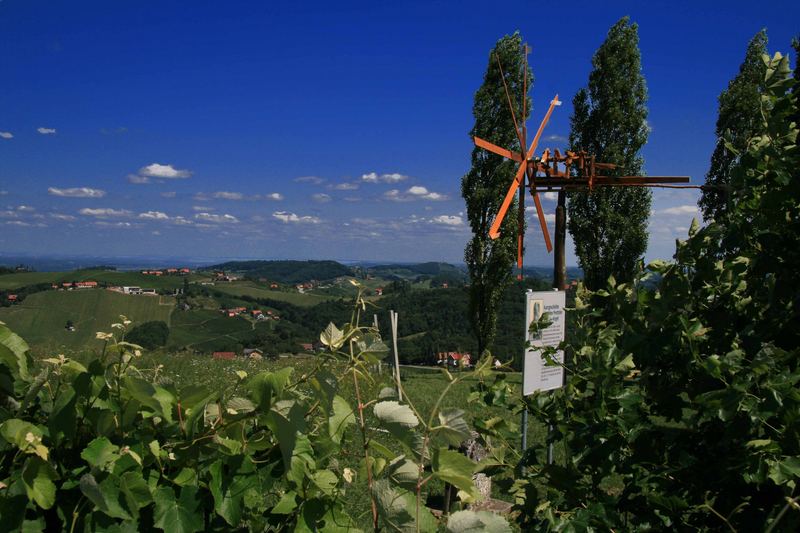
top-left (212, 351), bottom-right (236, 360)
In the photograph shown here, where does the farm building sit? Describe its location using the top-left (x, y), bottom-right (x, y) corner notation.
top-left (212, 351), bottom-right (236, 360)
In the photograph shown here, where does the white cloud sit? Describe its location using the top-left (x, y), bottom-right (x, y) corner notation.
top-left (384, 186), bottom-right (447, 202)
top-left (138, 211), bottom-right (169, 220)
top-left (657, 205), bottom-right (699, 216)
top-left (312, 193), bottom-right (331, 203)
top-left (49, 213), bottom-right (76, 221)
top-left (406, 186), bottom-right (447, 201)
top-left (0, 132), bottom-right (13, 139)
top-left (212, 191), bottom-right (244, 200)
top-left (48, 187), bottom-right (106, 198)
top-left (272, 211), bottom-right (321, 224)
top-left (139, 163), bottom-right (192, 179)
top-left (0, 190), bottom-right (7, 195)
top-left (265, 192), bottom-right (284, 200)
top-left (194, 212), bottom-right (239, 224)
top-left (161, 191), bottom-right (177, 198)
top-left (171, 216), bottom-right (193, 226)
top-left (543, 192), bottom-right (558, 201)
top-left (333, 182), bottom-right (359, 190)
top-left (361, 172), bottom-right (409, 184)
top-left (544, 134), bottom-right (567, 143)
top-left (192, 205), bottom-right (212, 212)
top-left (430, 215), bottom-right (464, 226)
top-left (0, 210), bottom-right (17, 218)
top-left (127, 174), bottom-right (151, 184)
top-left (94, 221), bottom-right (133, 228)
top-left (16, 205), bottom-right (35, 212)
top-left (37, 127), bottom-right (56, 135)
top-left (78, 208), bottom-right (131, 218)
top-left (294, 176), bottom-right (325, 185)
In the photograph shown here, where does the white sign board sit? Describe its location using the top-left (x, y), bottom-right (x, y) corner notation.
top-left (523, 290), bottom-right (566, 395)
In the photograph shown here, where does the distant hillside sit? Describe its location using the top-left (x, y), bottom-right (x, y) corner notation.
top-left (0, 290), bottom-right (174, 351)
top-left (203, 260), bottom-right (353, 284)
top-left (367, 262), bottom-right (467, 282)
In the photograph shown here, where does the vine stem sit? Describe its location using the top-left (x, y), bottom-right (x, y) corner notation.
top-left (416, 375), bottom-right (459, 531)
top-left (352, 365), bottom-right (378, 531)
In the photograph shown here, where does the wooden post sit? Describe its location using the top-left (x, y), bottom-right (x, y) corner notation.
top-left (390, 310), bottom-right (402, 401)
top-left (374, 314), bottom-right (382, 374)
top-left (553, 190), bottom-right (567, 290)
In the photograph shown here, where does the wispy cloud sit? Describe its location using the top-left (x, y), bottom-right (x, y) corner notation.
top-left (194, 212), bottom-right (239, 224)
top-left (37, 127), bottom-right (57, 135)
top-left (127, 174), bottom-right (151, 184)
top-left (294, 176), bottom-right (325, 185)
top-left (49, 213), bottom-right (76, 221)
top-left (48, 187), bottom-right (106, 198)
top-left (544, 134), bottom-right (567, 143)
top-left (312, 193), bottom-right (331, 203)
top-left (265, 192), bottom-right (284, 200)
top-left (272, 211), bottom-right (321, 224)
top-left (361, 172), bottom-right (409, 184)
top-left (0, 132), bottom-right (13, 139)
top-left (430, 215), bottom-right (464, 226)
top-left (78, 208), bottom-right (132, 218)
top-left (656, 205), bottom-right (699, 216)
top-left (332, 182), bottom-right (359, 190)
top-left (139, 163), bottom-right (192, 179)
top-left (212, 191), bottom-right (244, 200)
top-left (192, 205), bottom-right (213, 212)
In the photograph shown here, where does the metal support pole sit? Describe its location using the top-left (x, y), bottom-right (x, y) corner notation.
top-left (547, 425), bottom-right (554, 464)
top-left (390, 310), bottom-right (402, 401)
top-left (521, 409), bottom-right (528, 452)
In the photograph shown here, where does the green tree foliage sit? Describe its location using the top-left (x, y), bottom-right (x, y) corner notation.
top-left (462, 33), bottom-right (531, 355)
top-left (699, 30), bottom-right (768, 221)
top-left (512, 52), bottom-right (799, 531)
top-left (125, 321), bottom-right (170, 350)
top-left (567, 17), bottom-right (651, 290)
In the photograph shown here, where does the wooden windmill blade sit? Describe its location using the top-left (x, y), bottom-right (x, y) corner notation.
top-left (489, 95), bottom-right (560, 247)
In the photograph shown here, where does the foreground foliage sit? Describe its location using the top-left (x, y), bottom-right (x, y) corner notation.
top-left (517, 53), bottom-right (800, 531)
top-left (0, 285), bottom-right (512, 531)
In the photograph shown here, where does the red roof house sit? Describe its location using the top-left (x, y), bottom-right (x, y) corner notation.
top-left (212, 351), bottom-right (236, 360)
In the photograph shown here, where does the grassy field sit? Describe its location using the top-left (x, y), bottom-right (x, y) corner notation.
top-left (213, 281), bottom-right (338, 307)
top-left (167, 308), bottom-right (260, 350)
top-left (0, 289), bottom-right (174, 352)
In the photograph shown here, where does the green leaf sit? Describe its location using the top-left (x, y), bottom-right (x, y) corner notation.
top-left (328, 395), bottom-right (354, 444)
top-left (1, 419), bottom-right (44, 449)
top-left (372, 479), bottom-right (438, 532)
top-left (311, 469), bottom-right (338, 496)
top-left (22, 457), bottom-right (58, 510)
top-left (384, 455), bottom-right (419, 490)
top-left (432, 448), bottom-right (477, 499)
top-left (446, 510), bottom-right (511, 532)
top-left (123, 376), bottom-right (175, 423)
top-left (226, 396), bottom-right (255, 414)
top-left (248, 367), bottom-right (293, 412)
top-left (119, 471), bottom-right (152, 517)
top-left (81, 437), bottom-right (120, 470)
top-left (272, 491), bottom-right (298, 514)
top-left (373, 401), bottom-right (418, 429)
top-left (153, 485), bottom-right (204, 533)
top-left (320, 322), bottom-right (344, 350)
top-left (434, 408), bottom-right (472, 446)
top-left (0, 322), bottom-right (31, 382)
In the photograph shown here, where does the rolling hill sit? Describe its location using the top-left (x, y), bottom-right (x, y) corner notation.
top-left (203, 260), bottom-right (353, 283)
top-left (0, 290), bottom-right (174, 352)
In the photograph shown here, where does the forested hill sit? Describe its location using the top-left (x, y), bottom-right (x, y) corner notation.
top-left (203, 260), bottom-right (353, 283)
top-left (367, 262), bottom-right (468, 282)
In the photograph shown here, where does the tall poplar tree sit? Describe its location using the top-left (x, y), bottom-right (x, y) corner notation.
top-left (567, 17), bottom-right (651, 290)
top-left (462, 33), bottom-right (531, 356)
top-left (699, 30), bottom-right (768, 221)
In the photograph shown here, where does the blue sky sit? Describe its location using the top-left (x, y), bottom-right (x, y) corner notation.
top-left (1, 0), bottom-right (798, 265)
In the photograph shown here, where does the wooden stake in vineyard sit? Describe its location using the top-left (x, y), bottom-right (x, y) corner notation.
top-left (473, 45), bottom-right (695, 288)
